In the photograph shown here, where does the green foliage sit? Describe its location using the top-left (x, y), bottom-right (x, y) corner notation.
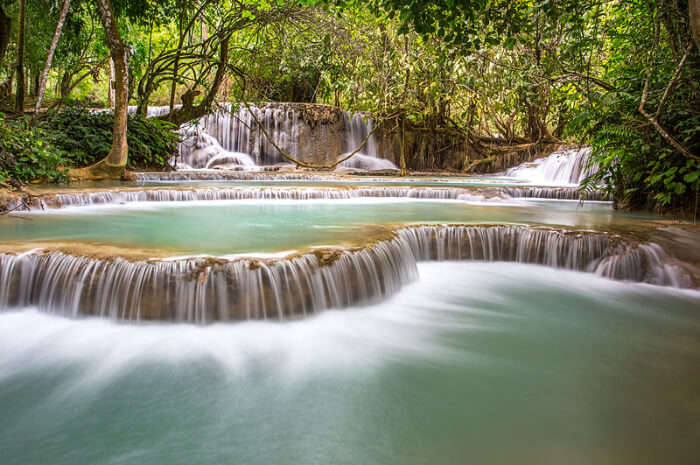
top-left (0, 113), bottom-right (69, 184)
top-left (39, 107), bottom-right (180, 169)
top-left (2, 0), bottom-right (696, 213)
top-left (567, 0), bottom-right (700, 211)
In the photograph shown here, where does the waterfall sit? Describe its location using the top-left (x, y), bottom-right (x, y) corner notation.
top-left (19, 187), bottom-right (492, 211)
top-left (125, 105), bottom-right (176, 117)
top-left (343, 112), bottom-right (379, 157)
top-left (16, 186), bottom-right (614, 211)
top-left (338, 154), bottom-right (398, 171)
top-left (397, 226), bottom-right (610, 269)
top-left (397, 226), bottom-right (691, 287)
top-left (336, 112), bottom-right (398, 170)
top-left (594, 243), bottom-right (691, 287)
top-left (503, 187), bottom-right (608, 201)
top-left (173, 104), bottom-right (393, 169)
top-left (505, 147), bottom-right (598, 185)
top-left (133, 171), bottom-right (323, 181)
top-left (175, 131), bottom-right (256, 170)
top-left (0, 239), bottom-right (417, 322)
top-left (0, 226), bottom-right (693, 322)
top-left (176, 104), bottom-right (300, 165)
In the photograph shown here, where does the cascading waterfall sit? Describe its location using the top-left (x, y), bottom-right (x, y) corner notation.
top-left (174, 131), bottom-right (257, 170)
top-left (397, 226), bottom-right (610, 268)
top-left (338, 154), bottom-right (398, 171)
top-left (16, 185), bottom-right (616, 211)
top-left (174, 104), bottom-right (395, 169)
top-left (337, 112), bottom-right (397, 171)
top-left (398, 226), bottom-right (691, 287)
top-left (503, 186), bottom-right (608, 201)
top-left (0, 239), bottom-right (417, 322)
top-left (177, 104), bottom-right (300, 165)
top-left (0, 226), bottom-right (692, 322)
top-left (505, 146), bottom-right (598, 185)
top-left (18, 187), bottom-right (504, 211)
top-left (133, 171), bottom-right (321, 181)
top-left (343, 112), bottom-right (379, 157)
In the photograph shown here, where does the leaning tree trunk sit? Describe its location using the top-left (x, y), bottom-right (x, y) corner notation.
top-left (14, 0), bottom-right (26, 114)
top-left (34, 0), bottom-right (71, 116)
top-left (75, 0), bottom-right (128, 179)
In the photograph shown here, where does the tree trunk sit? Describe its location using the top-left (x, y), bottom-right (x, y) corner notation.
top-left (399, 116), bottom-right (407, 176)
top-left (0, 5), bottom-right (10, 64)
top-left (75, 0), bottom-right (129, 179)
top-left (34, 0), bottom-right (71, 116)
top-left (14, 0), bottom-right (26, 114)
top-left (169, 2), bottom-right (187, 112)
top-left (161, 33), bottom-right (231, 126)
top-left (691, 0), bottom-right (700, 50)
top-left (108, 58), bottom-right (115, 108)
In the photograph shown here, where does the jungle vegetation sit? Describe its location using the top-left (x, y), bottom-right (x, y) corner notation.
top-left (0, 0), bottom-right (698, 213)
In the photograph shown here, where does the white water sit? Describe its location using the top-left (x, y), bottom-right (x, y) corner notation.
top-left (338, 153), bottom-right (398, 171)
top-left (174, 130), bottom-right (257, 170)
top-left (2, 262), bottom-right (699, 465)
top-left (505, 146), bottom-right (598, 186)
top-left (1, 225), bottom-right (692, 322)
top-left (20, 187), bottom-right (507, 210)
top-left (174, 104), bottom-right (393, 170)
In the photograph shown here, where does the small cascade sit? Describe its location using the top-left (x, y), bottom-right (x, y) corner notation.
top-left (146, 106), bottom-right (173, 118)
top-left (397, 226), bottom-right (692, 287)
top-left (19, 187), bottom-right (498, 211)
top-left (175, 130), bottom-right (257, 170)
top-left (505, 147), bottom-right (598, 185)
top-left (397, 226), bottom-right (610, 269)
top-left (126, 105), bottom-right (176, 117)
top-left (338, 154), bottom-right (398, 171)
top-left (0, 226), bottom-right (694, 322)
top-left (343, 112), bottom-right (379, 157)
top-left (133, 171), bottom-right (324, 181)
top-left (503, 187), bottom-right (608, 201)
top-left (595, 243), bottom-right (692, 287)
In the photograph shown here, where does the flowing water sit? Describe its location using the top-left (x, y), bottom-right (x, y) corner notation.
top-left (1, 127), bottom-right (699, 463)
top-left (1, 263), bottom-right (699, 465)
top-left (174, 104), bottom-right (395, 169)
top-left (505, 146), bottom-right (598, 185)
top-left (0, 199), bottom-right (653, 254)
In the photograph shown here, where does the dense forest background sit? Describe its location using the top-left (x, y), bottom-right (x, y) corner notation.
top-left (0, 0), bottom-right (698, 213)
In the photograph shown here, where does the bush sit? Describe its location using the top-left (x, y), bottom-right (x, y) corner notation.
top-left (0, 114), bottom-right (69, 184)
top-left (39, 107), bottom-right (180, 170)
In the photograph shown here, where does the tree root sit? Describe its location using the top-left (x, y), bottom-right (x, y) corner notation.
top-left (69, 158), bottom-right (126, 181)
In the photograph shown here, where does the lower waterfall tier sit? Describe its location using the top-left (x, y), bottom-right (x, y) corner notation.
top-left (0, 226), bottom-right (695, 322)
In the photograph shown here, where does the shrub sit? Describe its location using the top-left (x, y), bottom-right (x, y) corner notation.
top-left (0, 114), bottom-right (69, 184)
top-left (39, 107), bottom-right (180, 170)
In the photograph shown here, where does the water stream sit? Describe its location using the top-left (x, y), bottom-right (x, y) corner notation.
top-left (1, 129), bottom-right (698, 463)
top-left (1, 263), bottom-right (699, 464)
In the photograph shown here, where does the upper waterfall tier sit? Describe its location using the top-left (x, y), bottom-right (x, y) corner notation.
top-left (175, 103), bottom-right (397, 170)
top-left (505, 146), bottom-right (598, 186)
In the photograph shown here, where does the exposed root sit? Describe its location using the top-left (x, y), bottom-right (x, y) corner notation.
top-left (69, 158), bottom-right (126, 181)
